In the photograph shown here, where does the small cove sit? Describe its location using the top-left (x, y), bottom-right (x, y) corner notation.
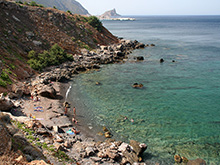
top-left (67, 16), bottom-right (220, 164)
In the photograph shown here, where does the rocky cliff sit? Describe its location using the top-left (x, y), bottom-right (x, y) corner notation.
top-left (0, 0), bottom-right (119, 93)
top-left (16, 0), bottom-right (90, 15)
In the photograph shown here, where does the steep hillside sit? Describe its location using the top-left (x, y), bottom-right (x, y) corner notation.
top-left (16, 0), bottom-right (90, 15)
top-left (0, 0), bottom-right (119, 93)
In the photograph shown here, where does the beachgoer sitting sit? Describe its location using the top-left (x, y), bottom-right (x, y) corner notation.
top-left (71, 127), bottom-right (80, 134)
top-left (72, 117), bottom-right (78, 124)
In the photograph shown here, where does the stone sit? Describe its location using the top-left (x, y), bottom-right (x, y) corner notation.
top-left (53, 143), bottom-right (65, 151)
top-left (0, 93), bottom-right (14, 111)
top-left (97, 151), bottom-right (107, 158)
top-left (85, 146), bottom-right (95, 156)
top-left (33, 40), bottom-right (42, 46)
top-left (174, 154), bottom-right (181, 163)
top-left (160, 58), bottom-right (164, 63)
top-left (23, 146), bottom-right (45, 160)
top-left (53, 126), bottom-right (64, 133)
top-left (181, 156), bottom-right (189, 163)
top-left (136, 56), bottom-right (144, 61)
top-left (103, 126), bottom-right (109, 132)
top-left (104, 131), bottom-right (112, 138)
top-left (90, 156), bottom-right (102, 162)
top-left (118, 142), bottom-right (130, 153)
top-left (0, 123), bottom-right (12, 155)
top-left (132, 83), bottom-right (144, 88)
top-left (106, 149), bottom-right (120, 160)
top-left (188, 158), bottom-right (206, 165)
top-left (28, 160), bottom-right (50, 165)
top-left (64, 141), bottom-right (72, 148)
top-left (38, 85), bottom-right (57, 99)
top-left (122, 150), bottom-right (139, 164)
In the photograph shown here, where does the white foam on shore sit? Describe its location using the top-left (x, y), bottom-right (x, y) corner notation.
top-left (65, 84), bottom-right (72, 100)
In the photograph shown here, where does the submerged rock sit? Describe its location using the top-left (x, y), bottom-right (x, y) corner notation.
top-left (132, 83), bottom-right (144, 88)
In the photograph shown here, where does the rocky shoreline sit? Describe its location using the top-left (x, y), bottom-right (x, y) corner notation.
top-left (0, 39), bottom-right (151, 164)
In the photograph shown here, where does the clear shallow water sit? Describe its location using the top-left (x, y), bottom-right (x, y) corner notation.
top-left (68, 16), bottom-right (220, 164)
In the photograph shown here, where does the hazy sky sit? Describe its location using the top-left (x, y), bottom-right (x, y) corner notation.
top-left (77, 0), bottom-right (220, 15)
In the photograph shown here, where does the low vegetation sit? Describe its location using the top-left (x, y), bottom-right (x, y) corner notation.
top-left (86, 16), bottom-right (103, 32)
top-left (27, 44), bottom-right (73, 71)
top-left (12, 120), bottom-right (74, 163)
top-left (17, 1), bottom-right (44, 7)
top-left (0, 70), bottom-right (12, 88)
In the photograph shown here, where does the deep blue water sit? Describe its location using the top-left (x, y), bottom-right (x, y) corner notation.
top-left (68, 16), bottom-right (220, 164)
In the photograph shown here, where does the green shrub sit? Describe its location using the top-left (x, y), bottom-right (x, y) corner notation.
top-left (0, 79), bottom-right (7, 88)
top-left (53, 6), bottom-right (57, 9)
top-left (87, 16), bottom-right (103, 32)
top-left (0, 70), bottom-right (12, 86)
top-left (27, 44), bottom-right (73, 71)
top-left (67, 10), bottom-right (72, 14)
top-left (9, 64), bottom-right (15, 69)
top-left (30, 1), bottom-right (38, 6)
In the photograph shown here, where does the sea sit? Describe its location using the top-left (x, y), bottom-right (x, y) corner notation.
top-left (67, 16), bottom-right (220, 164)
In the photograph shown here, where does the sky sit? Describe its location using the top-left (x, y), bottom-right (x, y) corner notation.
top-left (77, 0), bottom-right (220, 16)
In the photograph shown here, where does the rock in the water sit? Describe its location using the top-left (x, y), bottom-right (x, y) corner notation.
top-left (160, 58), bottom-right (164, 63)
top-left (188, 158), bottom-right (206, 165)
top-left (174, 154), bottom-right (181, 163)
top-left (136, 56), bottom-right (144, 61)
top-left (130, 140), bottom-right (147, 156)
top-left (132, 83), bottom-right (144, 88)
top-left (104, 131), bottom-right (112, 138)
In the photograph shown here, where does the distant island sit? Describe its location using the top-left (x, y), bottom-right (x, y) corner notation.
top-left (98, 8), bottom-right (135, 21)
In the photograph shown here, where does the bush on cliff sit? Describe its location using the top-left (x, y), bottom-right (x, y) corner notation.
top-left (27, 44), bottom-right (73, 71)
top-left (87, 16), bottom-right (103, 32)
top-left (0, 70), bottom-right (12, 88)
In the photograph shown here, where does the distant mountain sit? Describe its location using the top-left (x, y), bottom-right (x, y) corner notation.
top-left (98, 9), bottom-right (121, 19)
top-left (16, 0), bottom-right (90, 15)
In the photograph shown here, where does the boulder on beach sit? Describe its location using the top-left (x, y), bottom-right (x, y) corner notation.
top-left (38, 85), bottom-right (57, 99)
top-left (0, 93), bottom-right (14, 111)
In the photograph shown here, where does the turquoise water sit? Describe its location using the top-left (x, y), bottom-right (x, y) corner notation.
top-left (68, 16), bottom-right (220, 164)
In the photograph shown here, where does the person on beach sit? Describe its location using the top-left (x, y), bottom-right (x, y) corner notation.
top-left (71, 127), bottom-right (80, 134)
top-left (72, 117), bottom-right (78, 124)
top-left (73, 107), bottom-right (76, 118)
top-left (63, 101), bottom-right (69, 116)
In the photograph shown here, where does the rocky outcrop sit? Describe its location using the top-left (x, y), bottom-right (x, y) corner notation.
top-left (0, 93), bottom-right (14, 111)
top-left (37, 84), bottom-right (57, 99)
top-left (99, 8), bottom-right (121, 19)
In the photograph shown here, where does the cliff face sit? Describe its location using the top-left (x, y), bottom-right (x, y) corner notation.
top-left (0, 0), bottom-right (119, 93)
top-left (16, 0), bottom-right (90, 15)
